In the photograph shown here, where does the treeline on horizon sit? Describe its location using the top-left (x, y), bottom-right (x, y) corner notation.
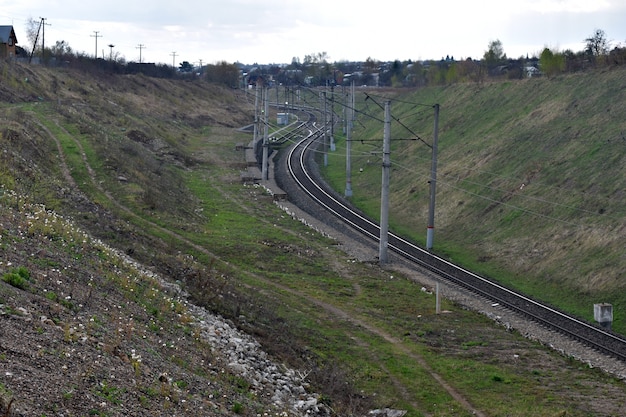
top-left (10, 29), bottom-right (626, 88)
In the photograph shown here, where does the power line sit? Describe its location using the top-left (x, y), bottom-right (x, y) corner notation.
top-left (312, 126), bottom-right (621, 228)
top-left (437, 180), bottom-right (581, 226)
top-left (365, 92), bottom-right (435, 108)
top-left (387, 156), bottom-right (623, 226)
top-left (364, 93), bottom-right (432, 147)
top-left (291, 86), bottom-right (621, 230)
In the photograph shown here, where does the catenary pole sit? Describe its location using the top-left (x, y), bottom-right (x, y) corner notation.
top-left (330, 83), bottom-right (336, 151)
top-left (322, 92), bottom-right (328, 166)
top-left (426, 104), bottom-right (440, 250)
top-left (262, 87), bottom-right (269, 181)
top-left (379, 100), bottom-right (391, 264)
top-left (344, 81), bottom-right (353, 197)
top-left (253, 81), bottom-right (259, 147)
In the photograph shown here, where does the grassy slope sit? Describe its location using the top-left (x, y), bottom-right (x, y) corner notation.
top-left (1, 62), bottom-right (626, 417)
top-left (323, 68), bottom-right (626, 331)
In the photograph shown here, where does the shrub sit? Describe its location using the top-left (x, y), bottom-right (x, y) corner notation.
top-left (231, 401), bottom-right (243, 414)
top-left (2, 266), bottom-right (30, 289)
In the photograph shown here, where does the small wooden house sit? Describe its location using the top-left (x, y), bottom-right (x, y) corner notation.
top-left (0, 26), bottom-right (18, 58)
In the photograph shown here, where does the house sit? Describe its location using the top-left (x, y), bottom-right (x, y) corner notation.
top-left (525, 66), bottom-right (541, 78)
top-left (0, 25), bottom-right (18, 59)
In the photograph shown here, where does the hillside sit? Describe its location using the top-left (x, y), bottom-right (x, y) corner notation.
top-left (0, 63), bottom-right (324, 416)
top-left (2, 61), bottom-right (626, 417)
top-left (323, 68), bottom-right (626, 331)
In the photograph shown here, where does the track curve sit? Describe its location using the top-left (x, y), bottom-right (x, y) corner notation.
top-left (285, 132), bottom-right (626, 362)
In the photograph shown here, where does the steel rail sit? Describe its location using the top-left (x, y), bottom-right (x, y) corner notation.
top-left (285, 132), bottom-right (626, 362)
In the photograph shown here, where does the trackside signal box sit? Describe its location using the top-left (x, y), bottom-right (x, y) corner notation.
top-left (594, 303), bottom-right (613, 329)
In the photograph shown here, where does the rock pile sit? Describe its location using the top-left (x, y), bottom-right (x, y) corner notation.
top-left (189, 303), bottom-right (331, 416)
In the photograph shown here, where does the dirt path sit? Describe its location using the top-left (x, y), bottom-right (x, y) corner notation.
top-left (41, 118), bottom-right (487, 417)
top-left (34, 119), bottom-right (76, 188)
top-left (274, 273), bottom-right (486, 417)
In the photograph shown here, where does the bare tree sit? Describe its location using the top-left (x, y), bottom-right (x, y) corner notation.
top-left (50, 40), bottom-right (72, 57)
top-left (303, 51), bottom-right (329, 65)
top-left (585, 29), bottom-right (610, 57)
top-left (25, 17), bottom-right (41, 54)
top-left (302, 52), bottom-right (330, 85)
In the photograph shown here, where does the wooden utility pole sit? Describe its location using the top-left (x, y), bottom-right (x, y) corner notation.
top-left (379, 100), bottom-right (391, 264)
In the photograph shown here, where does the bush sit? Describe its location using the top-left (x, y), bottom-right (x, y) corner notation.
top-left (2, 266), bottom-right (30, 289)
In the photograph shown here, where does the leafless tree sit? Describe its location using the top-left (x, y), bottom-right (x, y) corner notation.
top-left (25, 17), bottom-right (40, 54)
top-left (585, 29), bottom-right (610, 57)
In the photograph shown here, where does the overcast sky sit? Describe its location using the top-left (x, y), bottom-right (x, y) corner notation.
top-left (2, 0), bottom-right (625, 66)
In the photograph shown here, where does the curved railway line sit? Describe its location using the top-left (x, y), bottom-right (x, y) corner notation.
top-left (276, 111), bottom-right (626, 364)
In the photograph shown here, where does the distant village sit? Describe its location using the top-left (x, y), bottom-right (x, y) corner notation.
top-left (2, 24), bottom-right (625, 89)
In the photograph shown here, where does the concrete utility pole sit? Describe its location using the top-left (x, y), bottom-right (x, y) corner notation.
top-left (344, 81), bottom-right (354, 197)
top-left (261, 87), bottom-right (269, 181)
top-left (41, 18), bottom-right (50, 61)
top-left (41, 18), bottom-right (45, 57)
top-left (426, 104), bottom-right (440, 251)
top-left (91, 31), bottom-right (102, 58)
top-left (29, 18), bottom-right (49, 63)
top-left (136, 44), bottom-right (146, 63)
top-left (379, 100), bottom-right (391, 264)
top-left (322, 91), bottom-right (328, 166)
top-left (170, 52), bottom-right (177, 68)
top-left (108, 44), bottom-right (115, 61)
top-left (253, 81), bottom-right (259, 147)
top-left (330, 84), bottom-right (336, 151)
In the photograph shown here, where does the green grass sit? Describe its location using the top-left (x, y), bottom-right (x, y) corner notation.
top-left (321, 69), bottom-right (626, 334)
top-left (3, 64), bottom-right (626, 416)
top-left (2, 266), bottom-right (30, 289)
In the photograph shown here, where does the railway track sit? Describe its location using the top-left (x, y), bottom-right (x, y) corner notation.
top-left (282, 129), bottom-right (626, 363)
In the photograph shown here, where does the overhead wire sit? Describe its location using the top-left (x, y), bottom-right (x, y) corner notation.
top-left (389, 153), bottom-right (622, 230)
top-left (363, 92), bottom-right (435, 109)
top-left (363, 93), bottom-right (432, 148)
top-left (261, 87), bottom-right (621, 228)
top-left (306, 126), bottom-right (617, 228)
